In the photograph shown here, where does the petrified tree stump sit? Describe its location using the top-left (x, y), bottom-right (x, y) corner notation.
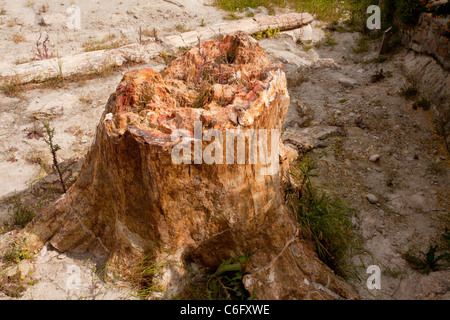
top-left (25, 32), bottom-right (357, 299)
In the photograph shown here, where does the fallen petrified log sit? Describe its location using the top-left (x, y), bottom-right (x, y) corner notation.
top-left (23, 32), bottom-right (357, 299)
top-left (0, 12), bottom-right (313, 86)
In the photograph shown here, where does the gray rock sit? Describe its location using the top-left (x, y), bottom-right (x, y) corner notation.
top-left (366, 194), bottom-right (379, 204)
top-left (256, 6), bottom-right (269, 15)
top-left (244, 7), bottom-right (256, 15)
top-left (338, 77), bottom-right (357, 88)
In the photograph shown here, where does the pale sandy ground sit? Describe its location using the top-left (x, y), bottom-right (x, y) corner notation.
top-left (0, 0), bottom-right (449, 300)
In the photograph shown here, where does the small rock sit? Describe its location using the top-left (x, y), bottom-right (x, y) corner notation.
top-left (369, 154), bottom-right (380, 162)
top-left (338, 77), bottom-right (357, 88)
top-left (256, 6), bottom-right (269, 15)
top-left (297, 24), bottom-right (313, 44)
top-left (366, 194), bottom-right (379, 204)
top-left (244, 7), bottom-right (256, 15)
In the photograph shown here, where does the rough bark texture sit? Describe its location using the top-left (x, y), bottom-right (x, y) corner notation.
top-left (24, 32), bottom-right (357, 300)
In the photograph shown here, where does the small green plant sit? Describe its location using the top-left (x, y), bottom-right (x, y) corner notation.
top-left (224, 13), bottom-right (241, 20)
top-left (178, 46), bottom-right (190, 53)
top-left (82, 34), bottom-right (128, 52)
top-left (395, 0), bottom-right (426, 25)
top-left (38, 3), bottom-right (49, 14)
top-left (413, 96), bottom-right (432, 111)
top-left (370, 69), bottom-right (392, 83)
top-left (427, 161), bottom-right (445, 175)
top-left (443, 227), bottom-right (450, 248)
top-left (353, 36), bottom-right (369, 53)
top-left (0, 8), bottom-right (6, 15)
top-left (383, 266), bottom-right (404, 279)
top-left (400, 84), bottom-right (419, 100)
top-left (327, 20), bottom-right (349, 33)
top-left (287, 157), bottom-right (358, 278)
top-left (191, 86), bottom-right (213, 109)
top-left (0, 270), bottom-right (29, 298)
top-left (251, 28), bottom-right (280, 40)
top-left (159, 51), bottom-right (173, 65)
top-left (8, 198), bottom-right (36, 228)
top-left (375, 55), bottom-right (387, 63)
top-left (2, 242), bottom-right (32, 264)
top-left (206, 254), bottom-right (252, 300)
top-left (130, 255), bottom-right (171, 299)
top-left (303, 44), bottom-right (313, 52)
top-left (324, 36), bottom-right (338, 47)
top-left (332, 136), bottom-right (344, 159)
top-left (404, 245), bottom-right (449, 275)
top-left (43, 122), bottom-right (66, 193)
top-left (2, 75), bottom-right (23, 98)
top-left (174, 23), bottom-right (187, 32)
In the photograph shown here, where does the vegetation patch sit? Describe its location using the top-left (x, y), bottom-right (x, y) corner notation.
top-left (206, 254), bottom-right (252, 300)
top-left (0, 270), bottom-right (32, 298)
top-left (404, 245), bottom-right (449, 275)
top-left (286, 157), bottom-right (359, 278)
top-left (2, 75), bottom-right (24, 98)
top-left (129, 254), bottom-right (171, 300)
top-left (251, 28), bottom-right (279, 40)
top-left (412, 96), bottom-right (432, 111)
top-left (177, 253), bottom-right (253, 300)
top-left (214, 0), bottom-right (378, 22)
top-left (82, 34), bottom-right (129, 52)
top-left (352, 36), bottom-right (370, 53)
top-left (2, 241), bottom-right (32, 265)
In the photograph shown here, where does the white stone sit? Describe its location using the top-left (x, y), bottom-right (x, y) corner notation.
top-left (369, 154), bottom-right (380, 162)
top-left (366, 194), bottom-right (379, 204)
top-left (339, 77), bottom-right (357, 88)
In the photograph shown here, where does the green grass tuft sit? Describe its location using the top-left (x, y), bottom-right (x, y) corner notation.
top-left (286, 157), bottom-right (359, 278)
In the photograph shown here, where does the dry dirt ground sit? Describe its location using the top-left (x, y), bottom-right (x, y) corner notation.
top-left (0, 0), bottom-right (449, 300)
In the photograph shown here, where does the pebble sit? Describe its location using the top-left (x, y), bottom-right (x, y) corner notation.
top-left (369, 154), bottom-right (380, 162)
top-left (338, 77), bottom-right (357, 88)
top-left (366, 194), bottom-right (379, 204)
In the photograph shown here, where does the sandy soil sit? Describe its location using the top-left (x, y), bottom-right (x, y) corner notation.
top-left (265, 31), bottom-right (450, 299)
top-left (0, 0), bottom-right (448, 300)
